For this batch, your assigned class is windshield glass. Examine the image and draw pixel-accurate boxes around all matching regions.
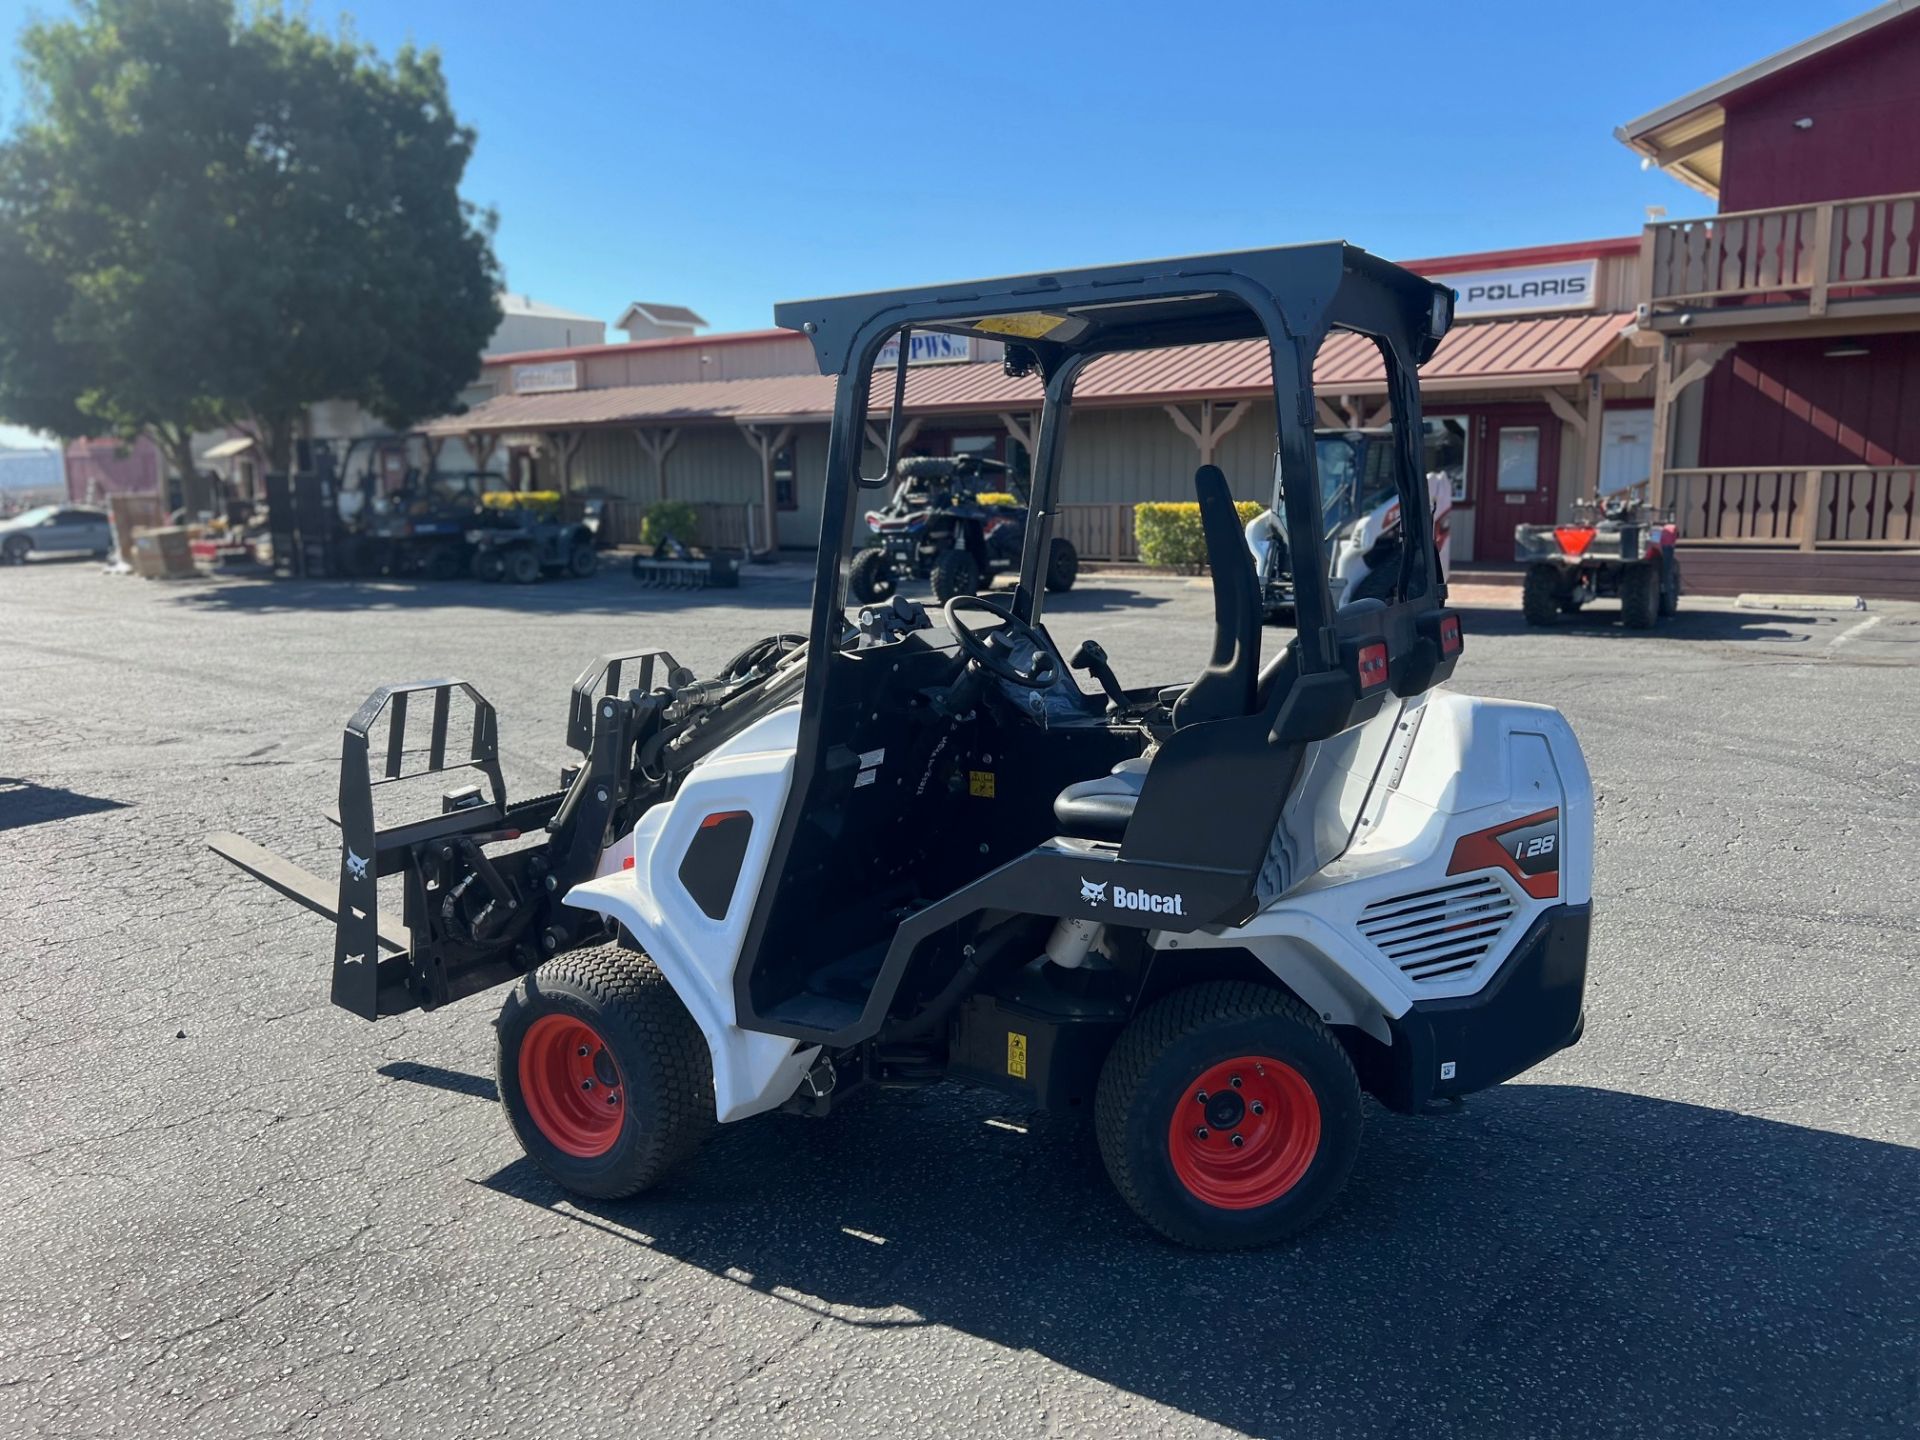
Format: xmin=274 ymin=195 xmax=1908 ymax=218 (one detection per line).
xmin=10 ymin=506 xmax=56 ymax=525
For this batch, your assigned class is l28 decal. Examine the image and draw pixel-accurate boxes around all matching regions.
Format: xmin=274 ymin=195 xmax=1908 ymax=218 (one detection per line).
xmin=1446 ymin=808 xmax=1560 ymax=899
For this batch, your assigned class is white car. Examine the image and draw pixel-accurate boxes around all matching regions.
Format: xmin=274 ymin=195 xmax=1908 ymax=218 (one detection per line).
xmin=0 ymin=505 xmax=114 ymax=564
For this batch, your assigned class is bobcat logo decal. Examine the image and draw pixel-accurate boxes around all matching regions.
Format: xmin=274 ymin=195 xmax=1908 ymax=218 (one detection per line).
xmin=344 ymin=848 xmax=370 ymax=882
xmin=1079 ymin=878 xmax=1108 ymax=905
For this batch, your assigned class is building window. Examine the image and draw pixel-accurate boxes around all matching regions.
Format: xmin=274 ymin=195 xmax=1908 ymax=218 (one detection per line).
xmin=1423 ymin=416 xmax=1471 ymax=503
xmin=773 ymin=443 xmax=797 ymax=511
xmin=1495 ymin=426 xmax=1542 ymax=492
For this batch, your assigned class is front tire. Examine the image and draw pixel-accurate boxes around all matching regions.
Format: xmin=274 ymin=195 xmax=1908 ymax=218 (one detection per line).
xmin=1621 ymin=558 xmax=1660 ymax=629
xmin=568 ymin=542 xmax=599 ymax=579
xmin=472 ymin=548 xmax=507 ymax=583
xmin=2 ymin=536 xmax=30 ymax=565
xmin=1522 ymin=563 xmax=1562 ymax=626
xmin=848 ymin=547 xmax=895 ymax=603
xmin=495 ymin=947 xmax=715 ymax=1200
xmin=1658 ymin=553 xmax=1681 ymax=617
xmin=930 ymin=547 xmax=981 ymax=603
xmin=1095 ymin=981 xmax=1362 ymax=1249
xmin=1045 ymin=537 xmax=1079 ymax=592
xmin=506 ymin=547 xmax=542 ymax=585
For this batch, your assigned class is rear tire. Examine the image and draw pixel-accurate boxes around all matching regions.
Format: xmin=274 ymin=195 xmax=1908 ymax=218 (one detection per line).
xmin=930 ymin=547 xmax=981 ymax=603
xmin=568 ymin=542 xmax=599 ymax=579
xmin=1621 ymin=559 xmax=1660 ymax=629
xmin=472 ymin=548 xmax=506 ymax=583
xmin=848 ymin=547 xmax=895 ymax=603
xmin=506 ymin=547 xmax=542 ymax=585
xmin=1095 ymin=981 xmax=1362 ymax=1249
xmin=495 ymin=947 xmax=715 ymax=1200
xmin=1522 ymin=563 xmax=1561 ymax=626
xmin=1658 ymin=553 xmax=1681 ymax=617
xmin=1045 ymin=537 xmax=1079 ymax=592
xmin=424 ymin=545 xmax=464 ymax=582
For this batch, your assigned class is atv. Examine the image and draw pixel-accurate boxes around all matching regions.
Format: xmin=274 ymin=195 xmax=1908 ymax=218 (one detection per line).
xmin=467 ymin=497 xmax=599 ymax=584
xmin=1516 ymin=494 xmax=1679 ymax=628
xmin=210 ymin=243 xmax=1593 ymax=1249
xmin=1244 ymin=427 xmax=1454 ymax=622
xmin=850 ymin=453 xmax=1078 ymax=603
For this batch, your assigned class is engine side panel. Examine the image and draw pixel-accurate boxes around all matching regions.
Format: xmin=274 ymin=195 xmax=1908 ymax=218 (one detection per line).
xmin=563 ymin=705 xmax=818 ymax=1122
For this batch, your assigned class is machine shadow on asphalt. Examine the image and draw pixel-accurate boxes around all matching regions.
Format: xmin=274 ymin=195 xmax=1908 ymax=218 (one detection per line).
xmin=452 ymin=1080 xmax=1915 ymax=1435
xmin=1449 ymin=600 xmax=1821 ymax=645
xmin=0 ymin=776 xmax=130 ymax=832
xmin=154 ymin=572 xmax=1181 ymax=619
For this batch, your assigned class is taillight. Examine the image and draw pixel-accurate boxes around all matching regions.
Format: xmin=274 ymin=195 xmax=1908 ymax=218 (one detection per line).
xmin=1554 ymin=526 xmax=1596 ymax=557
xmin=1439 ymin=614 xmax=1462 ymax=656
xmin=1356 ymin=642 xmax=1389 ymax=690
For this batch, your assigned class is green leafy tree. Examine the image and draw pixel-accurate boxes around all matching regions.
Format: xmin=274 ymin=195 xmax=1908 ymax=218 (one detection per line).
xmin=0 ymin=0 xmax=502 ymax=486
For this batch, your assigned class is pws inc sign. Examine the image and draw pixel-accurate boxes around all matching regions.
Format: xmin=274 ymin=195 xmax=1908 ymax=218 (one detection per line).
xmin=1433 ymin=259 xmax=1599 ymax=318
xmin=874 ymin=331 xmax=974 ymax=367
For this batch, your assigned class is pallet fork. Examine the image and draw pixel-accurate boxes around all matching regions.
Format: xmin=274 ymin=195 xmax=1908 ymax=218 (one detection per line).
xmin=209 ymin=651 xmax=684 ymax=1019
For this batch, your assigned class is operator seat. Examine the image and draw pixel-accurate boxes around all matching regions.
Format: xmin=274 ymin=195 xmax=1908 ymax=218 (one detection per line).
xmin=1052 ymin=465 xmax=1263 ymax=840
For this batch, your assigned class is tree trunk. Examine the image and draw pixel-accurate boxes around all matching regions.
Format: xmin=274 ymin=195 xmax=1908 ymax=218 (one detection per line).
xmin=151 ymin=425 xmax=207 ymax=516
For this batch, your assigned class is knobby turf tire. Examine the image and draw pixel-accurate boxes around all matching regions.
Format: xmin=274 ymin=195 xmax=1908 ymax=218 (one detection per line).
xmin=930 ymin=547 xmax=981 ymax=603
xmin=848 ymin=547 xmax=895 ymax=603
xmin=496 ymin=946 xmax=715 ymax=1200
xmin=1095 ymin=981 xmax=1362 ymax=1250
xmin=1620 ymin=558 xmax=1660 ymax=629
xmin=1522 ymin=564 xmax=1561 ymax=626
xmin=568 ymin=543 xmax=599 ymax=579
xmin=506 ymin=547 xmax=542 ymax=585
xmin=1658 ymin=555 xmax=1681 ymax=617
xmin=1045 ymin=537 xmax=1079 ymax=592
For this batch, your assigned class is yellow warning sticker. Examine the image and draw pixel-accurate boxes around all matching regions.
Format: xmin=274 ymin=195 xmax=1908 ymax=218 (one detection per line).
xmin=969 ymin=770 xmax=996 ymax=798
xmin=1006 ymin=1031 xmax=1028 ymax=1079
xmin=971 ymin=311 xmax=1072 ymax=340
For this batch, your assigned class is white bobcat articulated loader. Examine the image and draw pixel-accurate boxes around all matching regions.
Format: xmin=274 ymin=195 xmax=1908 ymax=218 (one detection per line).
xmin=211 ymin=243 xmax=1592 ymax=1248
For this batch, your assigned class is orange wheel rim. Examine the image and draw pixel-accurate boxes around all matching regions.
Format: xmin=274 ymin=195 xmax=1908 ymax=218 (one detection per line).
xmin=519 ymin=1014 xmax=624 ymax=1158
xmin=1167 ymin=1055 xmax=1320 ymax=1209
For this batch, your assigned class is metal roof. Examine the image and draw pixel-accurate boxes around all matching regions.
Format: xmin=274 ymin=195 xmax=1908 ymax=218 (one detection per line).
xmin=427 ymin=312 xmax=1634 ymax=435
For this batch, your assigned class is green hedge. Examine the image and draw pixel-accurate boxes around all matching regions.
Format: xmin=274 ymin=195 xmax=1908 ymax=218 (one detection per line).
xmin=641 ymin=499 xmax=701 ymax=548
xmin=1134 ymin=500 xmax=1265 ymax=570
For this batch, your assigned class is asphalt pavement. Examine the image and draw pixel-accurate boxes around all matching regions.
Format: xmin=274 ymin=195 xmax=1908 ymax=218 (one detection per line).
xmin=1 ymin=555 xmax=1915 ymax=1439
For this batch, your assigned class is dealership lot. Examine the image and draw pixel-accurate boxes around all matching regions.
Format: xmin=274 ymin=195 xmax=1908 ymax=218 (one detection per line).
xmin=1 ymin=560 xmax=1915 ymax=1440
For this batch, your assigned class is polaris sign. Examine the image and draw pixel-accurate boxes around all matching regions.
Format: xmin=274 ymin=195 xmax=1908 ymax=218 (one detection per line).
xmin=874 ymin=331 xmax=974 ymax=367
xmin=1434 ymin=260 xmax=1599 ymax=318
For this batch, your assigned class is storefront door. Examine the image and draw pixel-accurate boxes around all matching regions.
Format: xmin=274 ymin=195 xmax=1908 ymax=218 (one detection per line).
xmin=1473 ymin=411 xmax=1559 ymax=561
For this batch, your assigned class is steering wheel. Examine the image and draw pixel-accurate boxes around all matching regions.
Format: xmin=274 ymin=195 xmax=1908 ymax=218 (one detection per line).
xmin=942 ymin=594 xmax=1057 ymax=689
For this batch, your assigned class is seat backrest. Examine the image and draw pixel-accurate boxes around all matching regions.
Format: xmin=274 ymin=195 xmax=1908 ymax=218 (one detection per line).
xmin=1173 ymin=465 xmax=1261 ymax=728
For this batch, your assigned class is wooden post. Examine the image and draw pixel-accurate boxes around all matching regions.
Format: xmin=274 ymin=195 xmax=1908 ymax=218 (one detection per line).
xmin=1647 ymin=342 xmax=1676 ymax=513
xmin=545 ymin=430 xmax=583 ymax=496
xmin=1582 ymin=375 xmax=1605 ymax=506
xmin=466 ymin=432 xmax=499 ymax=480
xmin=1808 ymin=203 xmax=1834 ymax=317
xmin=420 ymin=435 xmax=445 ymax=480
xmin=1163 ymin=400 xmax=1250 ymax=467
xmin=739 ymin=423 xmax=793 ymax=557
xmin=634 ymin=426 xmax=680 ymax=500
xmin=1799 ymin=469 xmax=1822 ymax=552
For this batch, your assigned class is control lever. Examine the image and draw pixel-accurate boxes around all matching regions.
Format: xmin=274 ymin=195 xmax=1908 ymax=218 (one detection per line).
xmin=1070 ymin=639 xmax=1128 ymax=712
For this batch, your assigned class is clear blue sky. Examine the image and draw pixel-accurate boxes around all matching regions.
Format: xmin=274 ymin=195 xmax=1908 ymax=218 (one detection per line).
xmin=0 ymin=0 xmax=1875 ymax=448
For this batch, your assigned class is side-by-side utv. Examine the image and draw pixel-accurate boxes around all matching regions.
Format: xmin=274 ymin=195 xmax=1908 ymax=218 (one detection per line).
xmin=210 ymin=244 xmax=1594 ymax=1249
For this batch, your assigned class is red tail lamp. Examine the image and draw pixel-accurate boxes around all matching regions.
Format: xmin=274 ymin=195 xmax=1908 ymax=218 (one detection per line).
xmin=1356 ymin=642 xmax=1389 ymax=690
xmin=1554 ymin=526 xmax=1597 ymax=557
xmin=1439 ymin=614 xmax=1462 ymax=656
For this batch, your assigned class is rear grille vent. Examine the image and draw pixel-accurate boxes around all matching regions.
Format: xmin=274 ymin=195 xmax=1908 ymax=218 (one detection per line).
xmin=1358 ymin=878 xmax=1515 ymax=983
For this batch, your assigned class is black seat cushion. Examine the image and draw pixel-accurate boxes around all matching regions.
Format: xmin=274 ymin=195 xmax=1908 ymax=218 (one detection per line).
xmin=1053 ymin=764 xmax=1147 ymax=840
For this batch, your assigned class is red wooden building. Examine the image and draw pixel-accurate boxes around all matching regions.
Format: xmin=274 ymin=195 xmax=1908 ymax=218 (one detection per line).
xmin=1619 ymin=1 xmax=1920 ymax=598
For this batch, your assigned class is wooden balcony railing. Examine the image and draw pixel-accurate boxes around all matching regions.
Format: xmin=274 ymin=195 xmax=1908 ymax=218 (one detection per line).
xmin=1643 ymin=191 xmax=1920 ymax=315
xmin=1669 ymin=467 xmax=1918 ymax=550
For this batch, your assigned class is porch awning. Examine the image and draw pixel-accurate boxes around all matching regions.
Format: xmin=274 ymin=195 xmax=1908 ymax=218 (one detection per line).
xmin=425 ymin=312 xmax=1636 ymax=435
xmin=200 ymin=435 xmax=256 ymax=461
